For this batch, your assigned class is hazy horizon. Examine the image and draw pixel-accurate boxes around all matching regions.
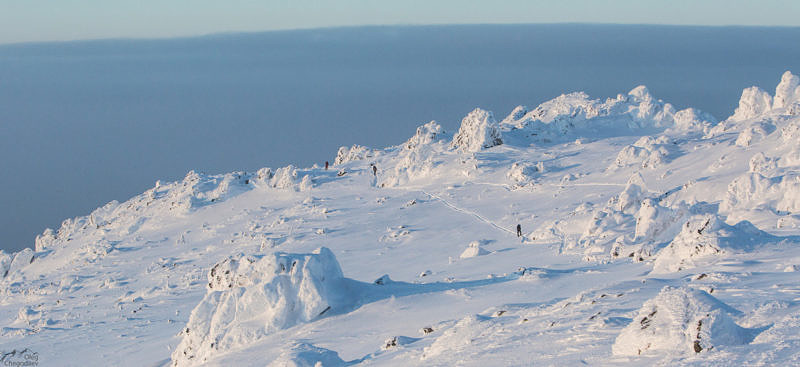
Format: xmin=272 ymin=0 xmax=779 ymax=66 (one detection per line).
xmin=2 ymin=23 xmax=799 ymax=252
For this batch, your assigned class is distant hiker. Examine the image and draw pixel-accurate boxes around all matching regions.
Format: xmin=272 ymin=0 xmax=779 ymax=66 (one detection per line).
xmin=372 ymin=164 xmax=377 ymax=176
xmin=325 ymin=161 xmax=329 ymax=170
xmin=516 ymin=224 xmax=522 ymax=237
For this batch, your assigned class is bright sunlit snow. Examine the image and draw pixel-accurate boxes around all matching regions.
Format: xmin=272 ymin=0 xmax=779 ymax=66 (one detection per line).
xmin=2 ymin=72 xmax=800 ymax=366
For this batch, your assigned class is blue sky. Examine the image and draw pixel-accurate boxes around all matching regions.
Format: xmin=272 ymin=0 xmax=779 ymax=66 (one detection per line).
xmin=3 ymin=0 xmax=800 ymax=44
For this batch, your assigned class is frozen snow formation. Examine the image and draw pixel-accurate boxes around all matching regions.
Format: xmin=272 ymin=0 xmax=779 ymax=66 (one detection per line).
xmin=731 ymin=87 xmax=774 ymax=121
xmin=499 ymin=86 xmax=715 ymax=143
xmin=31 ymin=167 xmax=317 ymax=254
xmin=720 ymin=71 xmax=800 ymax=127
xmin=609 ymin=135 xmax=677 ymax=170
xmin=651 ymin=214 xmax=775 ymax=273
xmin=613 ymin=287 xmax=756 ymax=356
xmin=334 ymin=144 xmax=375 ymax=165
xmin=380 ymin=121 xmax=449 ymax=187
xmin=9 ymin=71 xmax=800 ymax=366
xmin=171 ymin=247 xmax=352 ymax=366
xmin=721 ymin=171 xmax=800 ymax=221
xmin=506 ymin=161 xmax=544 ymax=187
xmin=450 ymin=108 xmax=502 ymax=152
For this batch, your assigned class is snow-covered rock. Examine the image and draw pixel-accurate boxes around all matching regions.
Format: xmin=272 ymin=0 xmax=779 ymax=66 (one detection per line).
xmin=171 ymin=247 xmax=353 ymax=366
xmin=651 ymin=214 xmax=774 ymax=273
xmin=450 ymin=108 xmax=502 ymax=152
xmin=506 ymin=161 xmax=543 ymax=186
xmin=613 ymin=286 xmax=755 ymax=356
xmin=609 ymin=136 xmax=676 ymax=170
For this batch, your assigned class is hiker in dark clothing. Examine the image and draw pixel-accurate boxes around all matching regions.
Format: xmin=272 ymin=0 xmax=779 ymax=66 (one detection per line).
xmin=516 ymin=224 xmax=522 ymax=237
xmin=372 ymin=164 xmax=377 ymax=176
xmin=325 ymin=161 xmax=329 ymax=170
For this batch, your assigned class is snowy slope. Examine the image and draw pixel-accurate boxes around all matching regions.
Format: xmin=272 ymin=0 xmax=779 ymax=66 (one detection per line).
xmin=2 ymin=72 xmax=800 ymax=366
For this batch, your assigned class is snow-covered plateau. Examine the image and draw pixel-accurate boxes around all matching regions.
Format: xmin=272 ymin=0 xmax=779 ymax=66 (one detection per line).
xmin=3 ymin=71 xmax=800 ymax=366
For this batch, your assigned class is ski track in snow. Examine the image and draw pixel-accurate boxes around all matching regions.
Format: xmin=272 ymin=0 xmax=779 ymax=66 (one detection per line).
xmin=421 ymin=190 xmax=517 ymax=238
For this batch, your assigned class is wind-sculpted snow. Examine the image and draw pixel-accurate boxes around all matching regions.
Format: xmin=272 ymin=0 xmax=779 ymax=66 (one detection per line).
xmin=613 ymin=287 xmax=757 ymax=356
xmin=380 ymin=121 xmax=448 ymax=187
xmin=499 ymin=86 xmax=715 ymax=144
xmin=7 ymin=71 xmax=800 ymax=366
xmin=450 ymin=108 xmax=502 ymax=152
xmin=651 ymin=214 xmax=777 ymax=273
xmin=30 ymin=168 xmax=314 ymax=255
xmin=609 ymin=136 xmax=679 ymax=170
xmin=335 ymin=145 xmax=375 ymax=165
xmin=721 ymin=172 xmax=800 ymax=221
xmin=172 ymin=247 xmax=352 ymax=366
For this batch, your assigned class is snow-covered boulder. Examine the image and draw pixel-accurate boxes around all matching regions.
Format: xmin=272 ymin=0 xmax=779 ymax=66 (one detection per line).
xmin=612 ymin=287 xmax=755 ymax=356
xmin=171 ymin=247 xmax=353 ymax=367
xmin=459 ymin=241 xmax=490 ymax=259
xmin=609 ymin=136 xmax=675 ymax=170
xmin=506 ymin=161 xmax=543 ymax=186
xmin=651 ymin=214 xmax=774 ymax=273
xmin=451 ymin=108 xmax=502 ymax=152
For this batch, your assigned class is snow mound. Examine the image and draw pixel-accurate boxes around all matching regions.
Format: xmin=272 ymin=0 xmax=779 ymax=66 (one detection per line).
xmin=609 ymin=135 xmax=677 ymax=170
xmin=721 ymin=171 xmax=800 ymax=220
xmin=459 ymin=241 xmax=490 ymax=259
xmin=171 ymin=247 xmax=352 ymax=367
xmin=267 ymin=342 xmax=346 ymax=367
xmin=613 ymin=286 xmax=754 ymax=356
xmin=734 ymin=121 xmax=776 ymax=147
xmin=652 ymin=214 xmax=774 ymax=273
xmin=506 ymin=161 xmax=543 ymax=187
xmin=450 ymin=108 xmax=503 ymax=152
xmin=334 ymin=144 xmax=374 ymax=165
